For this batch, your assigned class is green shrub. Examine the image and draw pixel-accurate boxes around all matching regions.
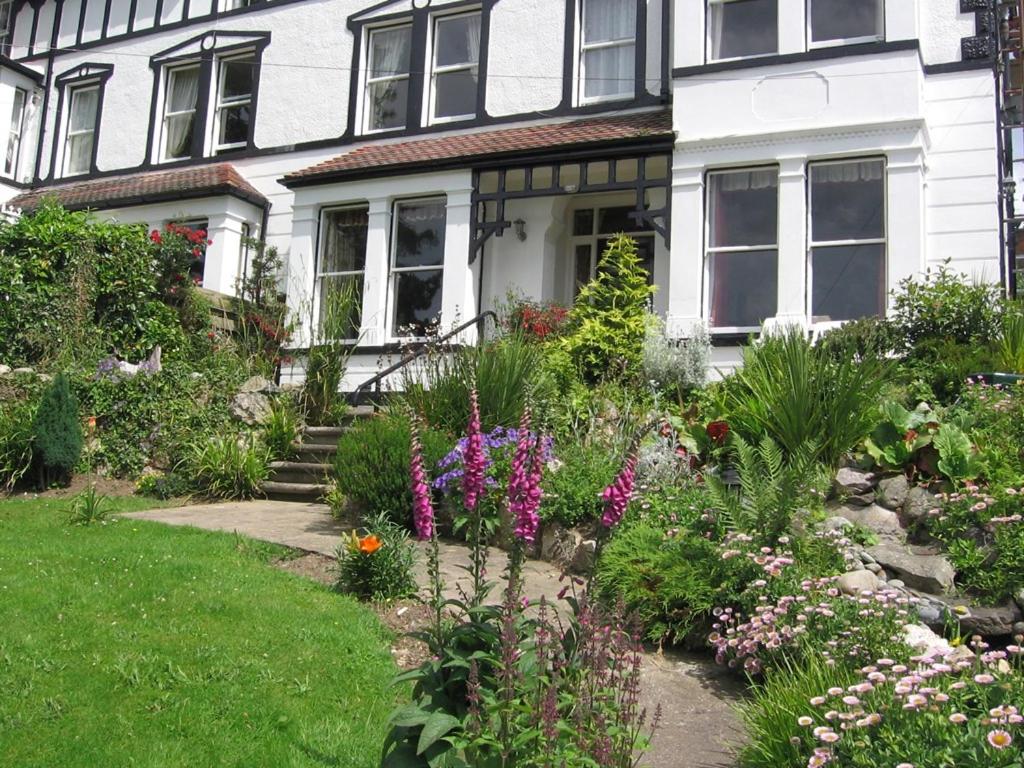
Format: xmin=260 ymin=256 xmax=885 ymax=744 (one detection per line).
xmin=947 ymin=380 xmax=1024 ymax=487
xmin=333 ymin=414 xmax=448 ymax=526
xmin=334 ymin=512 xmax=417 ymax=601
xmin=540 ymin=442 xmax=619 ymax=528
xmin=903 ymin=336 xmax=1000 ymax=404
xmin=301 ymin=283 xmax=359 ymax=425
xmin=185 ymin=435 xmax=270 ymax=499
xmin=996 ymin=306 xmax=1024 ymax=374
xmin=261 ymin=397 xmax=300 ymax=461
xmin=891 ymin=264 xmax=1003 ymax=350
xmin=135 ymin=471 xmax=192 ymax=500
xmin=562 ymin=234 xmax=655 ymax=382
xmin=32 ymin=373 xmax=83 ymax=487
xmin=717 ymin=327 xmax=889 ymax=467
xmin=816 ymin=315 xmax=899 ymax=363
xmin=642 ymin=316 xmax=710 ymax=401
xmin=0 ymin=388 xmax=38 ymax=490
xmin=400 ymin=333 xmax=556 ymax=434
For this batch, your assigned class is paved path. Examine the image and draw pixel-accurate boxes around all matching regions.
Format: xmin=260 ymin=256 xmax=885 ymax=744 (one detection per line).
xmin=125 ymin=501 xmax=746 ymax=767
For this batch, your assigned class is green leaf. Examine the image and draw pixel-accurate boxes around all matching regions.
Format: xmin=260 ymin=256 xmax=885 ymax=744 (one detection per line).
xmin=382 ymin=743 xmax=425 ymax=768
xmin=417 ymin=711 xmax=462 ymax=755
xmin=389 ymin=704 xmax=431 ymax=728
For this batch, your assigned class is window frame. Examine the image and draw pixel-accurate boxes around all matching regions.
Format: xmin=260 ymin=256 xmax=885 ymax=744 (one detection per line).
xmin=706 ymin=0 xmax=779 ymax=64
xmin=569 ymin=201 xmax=655 ymax=298
xmin=806 ymin=0 xmax=884 ymax=50
xmin=806 ymin=157 xmax=888 ymax=325
xmin=362 ymin=22 xmax=413 ymax=135
xmin=316 ymin=204 xmax=369 ymax=343
xmin=62 ymin=83 xmax=101 ymax=177
xmin=427 ymin=10 xmax=482 ymax=125
xmin=703 ymin=165 xmax=780 ymax=333
xmin=211 ymin=54 xmax=255 ymax=154
xmin=577 ymin=0 xmax=637 ymax=105
xmin=387 ymin=195 xmax=447 ymax=340
xmin=159 ymin=62 xmax=203 ymax=162
xmin=220 ymin=0 xmax=255 ymax=10
xmin=4 ymin=86 xmax=25 ymax=179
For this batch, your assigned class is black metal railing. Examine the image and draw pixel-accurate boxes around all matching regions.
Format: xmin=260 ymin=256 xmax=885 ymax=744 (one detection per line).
xmin=347 ymin=311 xmax=498 ymax=405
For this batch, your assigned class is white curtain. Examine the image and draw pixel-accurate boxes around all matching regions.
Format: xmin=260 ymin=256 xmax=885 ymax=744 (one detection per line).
xmin=67 ymin=89 xmax=98 ymax=174
xmin=465 ymin=14 xmax=481 ymax=65
xmin=166 ymin=68 xmax=199 ymax=158
xmin=714 ymin=168 xmax=778 ymax=192
xmin=811 ymin=160 xmax=885 ymax=184
xmin=584 ymin=0 xmax=635 ymax=43
xmin=372 ymin=27 xmax=410 ymax=78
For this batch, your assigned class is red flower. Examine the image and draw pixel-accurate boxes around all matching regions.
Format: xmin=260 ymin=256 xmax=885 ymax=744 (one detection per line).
xmin=149 ymin=230 xmax=162 ymax=244
xmin=706 ymin=421 xmax=730 ymax=446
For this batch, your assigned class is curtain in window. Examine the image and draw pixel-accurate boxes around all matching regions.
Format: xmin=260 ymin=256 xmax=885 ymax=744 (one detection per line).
xmin=584 ymin=0 xmax=635 ymax=43
xmin=810 ymin=160 xmax=884 ymax=184
xmin=166 ymin=68 xmax=199 ymax=158
xmin=465 ymin=15 xmax=481 ymax=65
xmin=372 ymin=27 xmax=410 ymax=78
xmin=67 ymin=89 xmax=98 ymax=174
xmin=583 ymin=0 xmax=635 ymax=98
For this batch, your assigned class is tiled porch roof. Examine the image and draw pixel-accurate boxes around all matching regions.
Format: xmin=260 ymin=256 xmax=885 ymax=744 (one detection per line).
xmin=283 ymin=109 xmax=673 ymax=187
xmin=9 ymin=163 xmax=267 ymax=212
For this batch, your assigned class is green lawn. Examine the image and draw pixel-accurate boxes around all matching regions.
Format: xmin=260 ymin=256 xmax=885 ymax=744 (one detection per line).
xmin=0 ymin=495 xmax=400 ymax=767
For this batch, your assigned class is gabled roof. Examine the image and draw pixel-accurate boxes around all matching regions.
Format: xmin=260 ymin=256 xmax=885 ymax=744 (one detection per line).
xmin=0 ymin=55 xmax=44 ymax=84
xmin=282 ymin=109 xmax=674 ymax=187
xmin=9 ymin=163 xmax=267 ymax=212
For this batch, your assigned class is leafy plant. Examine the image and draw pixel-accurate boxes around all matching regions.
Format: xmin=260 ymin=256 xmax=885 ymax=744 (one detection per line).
xmin=863 ymin=401 xmax=937 ymax=471
xmin=185 ymin=435 xmax=270 ymax=499
xmin=933 ymin=422 xmax=986 ymax=482
xmin=0 ymin=391 xmax=37 ymax=490
xmin=499 ymin=295 xmax=571 ymax=342
xmin=32 ymin=373 xmax=84 ymax=487
xmin=707 ymin=435 xmax=827 ymax=545
xmin=717 ymin=327 xmax=889 ymax=467
xmin=234 ymin=237 xmax=293 ymax=377
xmin=562 ymin=234 xmax=655 ymax=382
xmin=301 ymin=283 xmax=360 ymax=425
xmin=642 ymin=316 xmax=710 ymax=401
xmin=816 ymin=315 xmax=900 ymax=363
xmin=334 ymin=512 xmax=417 ymax=601
xmin=539 ymin=442 xmax=619 ymax=528
xmin=135 ymin=471 xmax=192 ymax=500
xmin=261 ymin=397 xmax=300 ymax=461
xmin=333 ymin=414 xmax=449 ymax=526
xmin=67 ymin=485 xmax=110 ymax=526
xmin=996 ymin=307 xmax=1024 ymax=374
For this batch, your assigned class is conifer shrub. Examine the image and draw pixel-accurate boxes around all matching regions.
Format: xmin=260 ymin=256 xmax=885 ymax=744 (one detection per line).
xmin=32 ymin=373 xmax=84 ymax=487
xmin=562 ymin=234 xmax=655 ymax=382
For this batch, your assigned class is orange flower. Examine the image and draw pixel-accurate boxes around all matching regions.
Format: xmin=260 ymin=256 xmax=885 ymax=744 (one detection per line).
xmin=358 ymin=535 xmax=382 ymax=555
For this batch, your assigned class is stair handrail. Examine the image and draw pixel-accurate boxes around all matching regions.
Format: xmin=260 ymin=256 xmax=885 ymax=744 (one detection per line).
xmin=348 ymin=311 xmax=498 ymax=404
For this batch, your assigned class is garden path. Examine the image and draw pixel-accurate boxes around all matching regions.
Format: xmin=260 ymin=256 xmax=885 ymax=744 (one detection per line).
xmin=126 ymin=501 xmax=746 ymax=767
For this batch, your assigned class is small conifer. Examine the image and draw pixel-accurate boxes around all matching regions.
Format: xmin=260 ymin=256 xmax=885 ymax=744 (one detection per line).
xmin=32 ymin=372 xmax=83 ymax=487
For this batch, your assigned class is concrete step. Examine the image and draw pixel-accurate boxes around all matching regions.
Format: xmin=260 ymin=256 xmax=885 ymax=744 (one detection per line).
xmin=268 ymin=460 xmax=332 ymax=484
xmin=262 ymin=480 xmax=332 ymax=502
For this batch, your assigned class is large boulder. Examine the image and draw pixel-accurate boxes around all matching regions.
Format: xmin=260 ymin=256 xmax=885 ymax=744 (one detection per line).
xmin=866 ymin=544 xmax=956 ymax=594
xmin=230 ymin=391 xmax=273 ymax=425
xmin=834 ymin=467 xmax=876 ymax=495
xmin=837 ymin=569 xmax=881 ymax=595
xmin=876 ymin=475 xmax=909 ymax=511
xmin=902 ymin=486 xmax=939 ymax=523
xmin=957 ymin=603 xmax=1024 ymax=637
xmin=830 ymin=503 xmax=906 ymax=542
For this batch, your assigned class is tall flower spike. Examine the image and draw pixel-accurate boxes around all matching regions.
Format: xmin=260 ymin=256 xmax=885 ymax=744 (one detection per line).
xmin=409 ymin=417 xmax=435 ymax=541
xmin=461 ymin=388 xmax=486 ymax=513
xmin=512 ymin=435 xmax=545 ymax=543
xmin=601 ymin=453 xmax=638 ymax=528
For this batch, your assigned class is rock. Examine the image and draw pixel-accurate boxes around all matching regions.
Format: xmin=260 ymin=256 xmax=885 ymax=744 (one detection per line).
xmin=11 ymin=367 xmax=33 ymax=375
xmin=570 ymin=539 xmax=597 ymax=574
xmin=540 ymin=523 xmax=581 ymax=564
xmin=859 ymin=550 xmax=876 ymax=565
xmin=36 ymin=373 xmax=52 ymax=382
xmin=843 ymin=493 xmax=875 ymax=507
xmin=230 ymin=391 xmax=273 ymax=425
xmin=876 ymin=475 xmax=909 ymax=511
xmin=888 ymin=579 xmax=906 ymax=589
xmin=0 ymin=364 xmax=9 ymax=375
xmin=865 ymin=562 xmax=882 ymax=574
xmin=240 ymin=375 xmax=278 ymax=394
xmin=821 ymin=516 xmax=853 ymax=533
xmin=1015 ymin=588 xmax=1024 ymax=614
xmin=903 ymin=623 xmax=955 ymax=659
xmin=957 ymin=603 xmax=1023 ymax=637
xmin=903 ymin=486 xmax=939 ymax=523
xmin=1014 ymin=621 xmax=1024 ymax=636
xmin=830 ymin=503 xmax=905 ymax=541
xmin=866 ymin=544 xmax=956 ymax=594
xmin=837 ymin=569 xmax=881 ymax=595
xmin=916 ymin=600 xmax=945 ymax=627
xmin=835 ymin=467 xmax=876 ymax=495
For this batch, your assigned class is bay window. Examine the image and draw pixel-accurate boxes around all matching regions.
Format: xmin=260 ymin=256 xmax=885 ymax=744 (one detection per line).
xmin=213 ymin=56 xmax=254 ymax=153
xmin=708 ymin=0 xmax=777 ymax=61
xmin=5 ymin=87 xmax=24 ymax=178
xmin=365 ymin=25 xmax=412 ymax=132
xmin=391 ymin=199 xmax=446 ymax=337
xmin=64 ymin=86 xmax=100 ymax=176
xmin=579 ymin=0 xmax=636 ymax=102
xmin=809 ymin=0 xmax=883 ymax=47
xmin=808 ymin=159 xmax=886 ymax=323
xmin=318 ymin=207 xmax=368 ymax=340
xmin=705 ymin=168 xmax=778 ymax=329
xmin=161 ymin=64 xmax=200 ymax=160
xmin=429 ymin=13 xmax=481 ymax=122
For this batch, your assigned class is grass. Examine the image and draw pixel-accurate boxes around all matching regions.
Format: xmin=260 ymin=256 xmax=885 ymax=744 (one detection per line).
xmin=0 ymin=494 xmax=400 ymax=767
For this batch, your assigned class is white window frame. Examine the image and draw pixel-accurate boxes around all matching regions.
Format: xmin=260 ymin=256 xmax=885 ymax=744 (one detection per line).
xmin=806 ymin=0 xmax=884 ymax=49
xmin=159 ymin=62 xmax=201 ymax=162
xmin=387 ymin=196 xmax=446 ymax=340
xmin=569 ymin=200 xmax=655 ymax=298
xmin=363 ymin=23 xmax=412 ymax=135
xmin=577 ymin=0 xmax=636 ymax=105
xmin=427 ymin=10 xmax=481 ymax=125
xmin=316 ymin=205 xmax=368 ymax=343
xmin=63 ymin=83 xmax=100 ymax=177
xmin=806 ymin=157 xmax=888 ymax=325
xmin=703 ymin=166 xmax=779 ymax=333
xmin=212 ymin=54 xmax=254 ymax=153
xmin=706 ymin=0 xmax=778 ymax=64
xmin=4 ymin=86 xmax=25 ymax=179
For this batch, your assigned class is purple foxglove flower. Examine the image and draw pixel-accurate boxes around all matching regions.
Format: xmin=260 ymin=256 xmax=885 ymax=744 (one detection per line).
xmin=409 ymin=421 xmax=435 ymax=541
xmin=461 ymin=388 xmax=486 ymax=513
xmin=601 ymin=453 xmax=638 ymax=528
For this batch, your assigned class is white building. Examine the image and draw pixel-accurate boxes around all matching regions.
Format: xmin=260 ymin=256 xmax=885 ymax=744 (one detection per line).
xmin=0 ymin=0 xmax=1009 ymax=383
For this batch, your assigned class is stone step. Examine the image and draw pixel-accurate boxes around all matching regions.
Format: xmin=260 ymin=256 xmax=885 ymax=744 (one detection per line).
xmin=292 ymin=442 xmax=337 ymax=461
xmin=268 ymin=461 xmax=332 ymax=484
xmin=262 ymin=480 xmax=332 ymax=502
xmin=302 ymin=426 xmax=347 ymax=447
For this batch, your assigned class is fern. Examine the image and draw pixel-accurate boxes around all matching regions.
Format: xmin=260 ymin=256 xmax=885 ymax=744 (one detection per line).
xmin=708 ymin=435 xmax=825 ymax=544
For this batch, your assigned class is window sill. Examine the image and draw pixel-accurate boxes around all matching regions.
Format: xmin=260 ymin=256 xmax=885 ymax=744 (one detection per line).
xmin=808 ymin=36 xmax=884 ymax=50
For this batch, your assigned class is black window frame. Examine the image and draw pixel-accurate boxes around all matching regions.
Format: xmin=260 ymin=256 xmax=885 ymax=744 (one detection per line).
xmin=50 ymin=63 xmax=113 ymax=180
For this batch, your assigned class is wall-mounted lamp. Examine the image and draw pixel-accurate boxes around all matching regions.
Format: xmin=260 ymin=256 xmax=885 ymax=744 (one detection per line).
xmin=513 ymin=218 xmax=527 ymax=242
